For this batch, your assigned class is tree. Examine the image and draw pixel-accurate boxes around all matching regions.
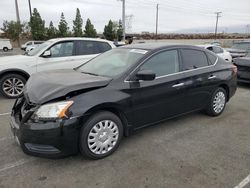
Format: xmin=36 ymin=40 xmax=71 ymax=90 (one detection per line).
xmin=84 ymin=18 xmax=97 ymax=38
xmin=103 ymin=20 xmax=116 ymax=41
xmin=46 ymin=21 xmax=57 ymax=39
xmin=117 ymin=19 xmax=123 ymax=41
xmin=73 ymin=8 xmax=83 ymax=37
xmin=29 ymin=8 xmax=46 ymax=40
xmin=58 ymin=12 xmax=69 ymax=37
xmin=1 ymin=20 xmax=24 ymax=42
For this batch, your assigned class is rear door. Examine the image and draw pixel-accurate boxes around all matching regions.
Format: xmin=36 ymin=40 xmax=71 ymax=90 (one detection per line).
xmin=180 ymin=48 xmax=218 ymax=111
xmin=72 ymin=40 xmax=113 ymax=66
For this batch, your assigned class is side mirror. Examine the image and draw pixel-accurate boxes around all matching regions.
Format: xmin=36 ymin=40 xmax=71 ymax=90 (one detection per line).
xmin=42 ymin=50 xmax=51 ymax=57
xmin=136 ymin=70 xmax=156 ymax=81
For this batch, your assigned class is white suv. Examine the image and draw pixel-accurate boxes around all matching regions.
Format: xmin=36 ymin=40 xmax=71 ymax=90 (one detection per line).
xmin=0 ymin=39 xmax=13 ymax=52
xmin=0 ymin=37 xmax=115 ymax=98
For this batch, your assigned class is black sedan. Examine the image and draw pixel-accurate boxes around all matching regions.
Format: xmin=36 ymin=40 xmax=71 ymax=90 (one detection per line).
xmin=234 ymin=57 xmax=250 ymax=83
xmin=10 ymin=44 xmax=237 ymax=159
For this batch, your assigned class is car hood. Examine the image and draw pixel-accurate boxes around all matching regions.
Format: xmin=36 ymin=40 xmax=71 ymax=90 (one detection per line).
xmin=0 ymin=55 xmax=34 ymax=66
xmin=24 ymin=69 xmax=112 ymax=104
xmin=225 ymin=48 xmax=247 ymax=53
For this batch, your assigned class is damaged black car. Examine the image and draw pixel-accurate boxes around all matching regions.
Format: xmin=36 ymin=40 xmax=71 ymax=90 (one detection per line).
xmin=10 ymin=44 xmax=237 ymax=159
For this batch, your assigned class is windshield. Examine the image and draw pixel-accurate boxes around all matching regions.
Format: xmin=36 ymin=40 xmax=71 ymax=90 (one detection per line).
xmin=232 ymin=43 xmax=250 ymax=50
xmin=27 ymin=41 xmax=53 ymax=56
xmin=77 ymin=48 xmax=147 ymax=77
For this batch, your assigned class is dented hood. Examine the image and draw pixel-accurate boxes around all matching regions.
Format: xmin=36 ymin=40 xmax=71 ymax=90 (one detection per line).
xmin=23 ymin=69 xmax=112 ymax=104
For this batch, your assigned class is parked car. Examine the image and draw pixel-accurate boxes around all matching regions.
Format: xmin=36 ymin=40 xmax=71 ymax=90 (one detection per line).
xmin=21 ymin=41 xmax=44 ymax=51
xmin=25 ymin=41 xmax=44 ymax=53
xmin=199 ymin=44 xmax=232 ymax=62
xmin=233 ymin=57 xmax=250 ymax=83
xmin=0 ymin=37 xmax=115 ymax=98
xmin=0 ymin=39 xmax=13 ymax=52
xmin=226 ymin=41 xmax=250 ymax=58
xmin=10 ymin=44 xmax=237 ymax=159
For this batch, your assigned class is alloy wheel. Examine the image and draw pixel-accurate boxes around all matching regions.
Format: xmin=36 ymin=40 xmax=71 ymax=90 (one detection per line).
xmin=2 ymin=77 xmax=25 ymax=97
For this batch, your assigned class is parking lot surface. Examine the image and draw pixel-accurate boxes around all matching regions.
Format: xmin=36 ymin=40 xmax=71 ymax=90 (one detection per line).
xmin=0 ymin=84 xmax=249 ymax=188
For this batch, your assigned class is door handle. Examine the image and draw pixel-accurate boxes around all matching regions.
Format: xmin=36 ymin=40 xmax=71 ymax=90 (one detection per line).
xmin=208 ymin=75 xmax=216 ymax=80
xmin=172 ymin=83 xmax=184 ymax=88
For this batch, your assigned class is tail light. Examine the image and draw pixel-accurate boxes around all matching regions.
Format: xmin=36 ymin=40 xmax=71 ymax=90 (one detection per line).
xmin=231 ymin=65 xmax=237 ymax=75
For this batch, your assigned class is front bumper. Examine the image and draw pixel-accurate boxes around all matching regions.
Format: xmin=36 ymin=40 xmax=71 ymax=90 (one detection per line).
xmin=10 ymin=98 xmax=81 ymax=158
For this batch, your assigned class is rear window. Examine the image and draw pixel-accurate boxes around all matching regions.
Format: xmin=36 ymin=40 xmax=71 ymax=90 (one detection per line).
xmin=181 ymin=49 xmax=209 ymax=70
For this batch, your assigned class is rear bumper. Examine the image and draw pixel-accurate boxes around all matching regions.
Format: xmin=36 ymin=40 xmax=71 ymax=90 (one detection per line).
xmin=10 ymin=113 xmax=81 ymax=158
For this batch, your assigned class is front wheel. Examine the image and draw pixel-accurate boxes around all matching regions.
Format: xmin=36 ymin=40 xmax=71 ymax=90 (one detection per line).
xmin=3 ymin=47 xmax=8 ymax=52
xmin=0 ymin=74 xmax=26 ymax=98
xmin=206 ymin=87 xmax=227 ymax=116
xmin=79 ymin=111 xmax=123 ymax=159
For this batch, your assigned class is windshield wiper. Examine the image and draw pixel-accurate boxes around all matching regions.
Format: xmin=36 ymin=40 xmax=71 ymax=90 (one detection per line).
xmin=81 ymin=72 xmax=99 ymax=76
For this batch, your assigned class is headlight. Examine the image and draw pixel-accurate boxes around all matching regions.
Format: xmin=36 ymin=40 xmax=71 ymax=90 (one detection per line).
xmin=34 ymin=101 xmax=74 ymax=120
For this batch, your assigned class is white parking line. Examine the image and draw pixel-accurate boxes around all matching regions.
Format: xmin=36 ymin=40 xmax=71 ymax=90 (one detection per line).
xmin=0 ymin=136 xmax=14 ymax=142
xmin=0 ymin=159 xmax=35 ymax=173
xmin=0 ymin=112 xmax=11 ymax=116
xmin=235 ymin=174 xmax=250 ymax=188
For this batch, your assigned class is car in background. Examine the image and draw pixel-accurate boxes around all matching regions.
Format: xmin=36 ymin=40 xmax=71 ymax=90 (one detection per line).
xmin=198 ymin=44 xmax=232 ymax=62
xmin=0 ymin=37 xmax=115 ymax=98
xmin=226 ymin=41 xmax=250 ymax=59
xmin=0 ymin=39 xmax=13 ymax=52
xmin=25 ymin=41 xmax=45 ymax=53
xmin=233 ymin=57 xmax=250 ymax=83
xmin=21 ymin=41 xmax=44 ymax=51
xmin=10 ymin=44 xmax=237 ymax=159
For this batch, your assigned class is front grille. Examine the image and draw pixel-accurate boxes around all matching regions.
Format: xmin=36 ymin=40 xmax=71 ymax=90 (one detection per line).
xmin=13 ymin=97 xmax=37 ymax=123
xmin=237 ymin=65 xmax=250 ymax=72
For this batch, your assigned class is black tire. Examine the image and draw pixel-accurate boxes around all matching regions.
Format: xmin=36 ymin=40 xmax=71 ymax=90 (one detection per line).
xmin=3 ymin=47 xmax=8 ymax=52
xmin=206 ymin=87 xmax=227 ymax=117
xmin=0 ymin=74 xmax=26 ymax=98
xmin=79 ymin=111 xmax=123 ymax=160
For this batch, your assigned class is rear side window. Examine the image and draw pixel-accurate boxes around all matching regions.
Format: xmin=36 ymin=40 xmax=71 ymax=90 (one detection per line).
xmin=140 ymin=50 xmax=180 ymax=77
xmin=181 ymin=49 xmax=209 ymax=70
xmin=75 ymin=41 xmax=112 ymax=56
xmin=213 ymin=46 xmax=223 ymax=54
xmin=206 ymin=52 xmax=217 ymax=65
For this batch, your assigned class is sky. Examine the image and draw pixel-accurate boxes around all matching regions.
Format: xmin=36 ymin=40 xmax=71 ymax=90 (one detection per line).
xmin=0 ymin=0 xmax=250 ymax=34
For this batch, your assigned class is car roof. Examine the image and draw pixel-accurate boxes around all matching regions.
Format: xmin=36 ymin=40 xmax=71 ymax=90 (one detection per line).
xmin=48 ymin=37 xmax=113 ymax=43
xmin=122 ymin=43 xmax=204 ymax=51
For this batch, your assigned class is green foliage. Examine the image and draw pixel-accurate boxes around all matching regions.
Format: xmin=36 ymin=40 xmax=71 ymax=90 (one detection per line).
xmin=46 ymin=21 xmax=57 ymax=39
xmin=84 ymin=18 xmax=97 ymax=38
xmin=103 ymin=20 xmax=117 ymax=41
xmin=58 ymin=12 xmax=69 ymax=37
xmin=117 ymin=19 xmax=123 ymax=41
xmin=29 ymin=8 xmax=46 ymax=40
xmin=73 ymin=8 xmax=83 ymax=37
xmin=1 ymin=20 xmax=24 ymax=41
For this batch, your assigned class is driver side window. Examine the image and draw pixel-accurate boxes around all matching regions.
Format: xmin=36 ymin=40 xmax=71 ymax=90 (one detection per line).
xmin=140 ymin=50 xmax=180 ymax=77
xmin=49 ymin=41 xmax=74 ymax=58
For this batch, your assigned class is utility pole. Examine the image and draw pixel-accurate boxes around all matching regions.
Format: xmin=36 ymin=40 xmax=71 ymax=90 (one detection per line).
xmin=15 ymin=0 xmax=20 ymax=22
xmin=122 ymin=0 xmax=126 ymax=41
xmin=15 ymin=0 xmax=21 ymax=47
xmin=214 ymin=11 xmax=222 ymax=40
xmin=155 ymin=4 xmax=159 ymax=39
xmin=28 ymin=0 xmax=32 ymax=18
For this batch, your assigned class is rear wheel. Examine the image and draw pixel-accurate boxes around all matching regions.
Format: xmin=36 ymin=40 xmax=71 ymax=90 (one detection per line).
xmin=206 ymin=87 xmax=227 ymax=116
xmin=79 ymin=111 xmax=123 ymax=159
xmin=3 ymin=47 xmax=8 ymax=52
xmin=0 ymin=74 xmax=26 ymax=98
